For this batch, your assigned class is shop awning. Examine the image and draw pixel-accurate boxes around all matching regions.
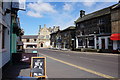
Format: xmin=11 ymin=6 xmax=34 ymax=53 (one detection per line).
xmin=110 ymin=33 xmax=120 ymax=40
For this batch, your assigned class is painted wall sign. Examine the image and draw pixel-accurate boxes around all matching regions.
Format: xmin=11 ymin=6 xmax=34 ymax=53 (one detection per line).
xmin=30 ymin=57 xmax=46 ymax=78
xmin=12 ymin=0 xmax=26 ymax=10
xmin=21 ymin=53 xmax=37 ymax=63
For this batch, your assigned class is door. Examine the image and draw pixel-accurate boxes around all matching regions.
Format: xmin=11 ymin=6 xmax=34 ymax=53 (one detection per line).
xmin=41 ymin=43 xmax=43 ymax=47
xmin=85 ymin=39 xmax=88 ymax=48
xmin=101 ymin=39 xmax=105 ymax=49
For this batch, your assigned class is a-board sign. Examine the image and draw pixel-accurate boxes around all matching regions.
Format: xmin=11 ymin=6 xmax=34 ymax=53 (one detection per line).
xmin=30 ymin=57 xmax=46 ymax=78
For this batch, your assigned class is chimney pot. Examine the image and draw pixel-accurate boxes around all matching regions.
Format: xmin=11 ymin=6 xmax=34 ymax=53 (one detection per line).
xmin=80 ymin=10 xmax=85 ymax=18
xmin=39 ymin=25 xmax=41 ymax=29
xmin=44 ymin=24 xmax=46 ymax=27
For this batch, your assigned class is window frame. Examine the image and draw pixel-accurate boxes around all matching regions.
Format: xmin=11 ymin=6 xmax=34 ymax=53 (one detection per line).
xmin=26 ymin=39 xmax=29 ymax=42
xmin=2 ymin=25 xmax=5 ymax=49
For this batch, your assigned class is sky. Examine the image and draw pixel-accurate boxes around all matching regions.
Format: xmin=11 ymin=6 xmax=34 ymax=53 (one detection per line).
xmin=18 ymin=1 xmax=118 ymax=35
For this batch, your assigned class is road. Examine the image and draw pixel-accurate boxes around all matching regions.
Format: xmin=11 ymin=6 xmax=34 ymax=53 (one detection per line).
xmin=37 ymin=49 xmax=119 ymax=79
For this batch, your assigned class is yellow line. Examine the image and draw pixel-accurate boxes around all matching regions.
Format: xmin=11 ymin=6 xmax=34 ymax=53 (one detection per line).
xmin=40 ymin=53 xmax=115 ymax=78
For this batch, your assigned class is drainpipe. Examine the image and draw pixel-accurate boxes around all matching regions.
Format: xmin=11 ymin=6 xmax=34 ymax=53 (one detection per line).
xmin=94 ymin=35 xmax=97 ymax=49
xmin=76 ymin=37 xmax=78 ymax=48
xmin=10 ymin=1 xmax=12 ymax=63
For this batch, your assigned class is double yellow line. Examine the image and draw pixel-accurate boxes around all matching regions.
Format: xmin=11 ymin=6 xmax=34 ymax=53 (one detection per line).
xmin=40 ymin=53 xmax=115 ymax=78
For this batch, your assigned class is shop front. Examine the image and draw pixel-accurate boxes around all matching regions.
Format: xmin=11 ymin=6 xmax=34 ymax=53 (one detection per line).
xmin=110 ymin=33 xmax=120 ymax=50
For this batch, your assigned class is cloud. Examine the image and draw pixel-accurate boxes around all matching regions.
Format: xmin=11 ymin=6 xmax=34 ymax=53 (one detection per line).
xmin=82 ymin=0 xmax=98 ymax=7
xmin=27 ymin=11 xmax=42 ymax=18
xmin=63 ymin=3 xmax=72 ymax=11
xmin=27 ymin=2 xmax=57 ymax=18
xmin=83 ymin=2 xmax=96 ymax=7
xmin=49 ymin=11 xmax=78 ymax=30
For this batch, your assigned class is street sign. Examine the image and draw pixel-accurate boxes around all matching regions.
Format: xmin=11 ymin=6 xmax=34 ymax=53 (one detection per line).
xmin=30 ymin=57 xmax=46 ymax=78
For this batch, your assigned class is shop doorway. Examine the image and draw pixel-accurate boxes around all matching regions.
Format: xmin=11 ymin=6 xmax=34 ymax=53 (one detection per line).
xmin=85 ymin=39 xmax=88 ymax=48
xmin=101 ymin=39 xmax=105 ymax=49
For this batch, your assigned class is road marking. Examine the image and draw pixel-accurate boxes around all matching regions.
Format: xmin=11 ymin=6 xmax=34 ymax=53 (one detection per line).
xmin=40 ymin=53 xmax=115 ymax=78
xmin=40 ymin=49 xmax=118 ymax=64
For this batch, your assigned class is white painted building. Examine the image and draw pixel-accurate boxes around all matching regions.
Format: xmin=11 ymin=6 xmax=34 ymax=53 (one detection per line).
xmin=0 ymin=2 xmax=11 ymax=68
xmin=22 ymin=35 xmax=38 ymax=49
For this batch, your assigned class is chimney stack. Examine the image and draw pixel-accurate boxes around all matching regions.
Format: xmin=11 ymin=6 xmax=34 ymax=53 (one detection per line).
xmin=80 ymin=10 xmax=85 ymax=18
xmin=39 ymin=25 xmax=41 ymax=30
xmin=44 ymin=24 xmax=46 ymax=27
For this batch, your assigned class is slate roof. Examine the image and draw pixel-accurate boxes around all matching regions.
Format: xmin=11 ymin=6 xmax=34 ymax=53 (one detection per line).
xmin=112 ymin=3 xmax=120 ymax=9
xmin=75 ymin=3 xmax=118 ymax=23
xmin=61 ymin=26 xmax=75 ymax=32
xmin=50 ymin=26 xmax=75 ymax=35
xmin=22 ymin=35 xmax=38 ymax=39
xmin=50 ymin=30 xmax=60 ymax=35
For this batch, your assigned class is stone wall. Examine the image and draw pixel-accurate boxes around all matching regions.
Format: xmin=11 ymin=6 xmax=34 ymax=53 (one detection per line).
xmin=111 ymin=8 xmax=120 ymax=33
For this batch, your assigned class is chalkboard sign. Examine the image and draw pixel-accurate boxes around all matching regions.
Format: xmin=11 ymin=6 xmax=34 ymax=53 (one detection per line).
xmin=30 ymin=57 xmax=46 ymax=78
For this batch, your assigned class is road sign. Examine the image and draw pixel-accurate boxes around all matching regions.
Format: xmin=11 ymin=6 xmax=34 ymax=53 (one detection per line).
xmin=30 ymin=57 xmax=46 ymax=78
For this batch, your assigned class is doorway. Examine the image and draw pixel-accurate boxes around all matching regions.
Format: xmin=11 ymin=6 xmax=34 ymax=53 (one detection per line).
xmin=101 ymin=39 xmax=105 ymax=49
xmin=41 ymin=43 xmax=43 ymax=47
xmin=85 ymin=39 xmax=88 ymax=48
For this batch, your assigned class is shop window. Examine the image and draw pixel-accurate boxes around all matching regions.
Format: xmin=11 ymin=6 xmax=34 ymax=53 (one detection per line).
xmin=34 ymin=39 xmax=36 ymax=42
xmin=27 ymin=45 xmax=37 ymax=48
xmin=118 ymin=41 xmax=120 ymax=49
xmin=26 ymin=39 xmax=29 ymax=42
xmin=89 ymin=39 xmax=94 ymax=46
xmin=78 ymin=39 xmax=83 ymax=46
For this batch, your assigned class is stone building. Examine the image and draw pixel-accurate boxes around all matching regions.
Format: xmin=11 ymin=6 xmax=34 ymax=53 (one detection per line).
xmin=22 ymin=25 xmax=60 ymax=49
xmin=60 ymin=26 xmax=76 ymax=50
xmin=110 ymin=2 xmax=120 ymax=50
xmin=48 ymin=26 xmax=60 ymax=33
xmin=37 ymin=24 xmax=51 ymax=48
xmin=22 ymin=35 xmax=38 ymax=49
xmin=50 ymin=26 xmax=75 ymax=50
xmin=50 ymin=30 xmax=60 ymax=49
xmin=75 ymin=2 xmax=120 ymax=52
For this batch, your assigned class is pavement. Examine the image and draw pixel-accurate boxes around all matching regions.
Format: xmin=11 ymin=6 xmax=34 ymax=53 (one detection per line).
xmin=1 ymin=49 xmax=119 ymax=80
xmin=48 ymin=48 xmax=119 ymax=56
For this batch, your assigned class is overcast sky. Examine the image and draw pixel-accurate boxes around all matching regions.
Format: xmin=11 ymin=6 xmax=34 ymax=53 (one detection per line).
xmin=18 ymin=1 xmax=118 ymax=35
